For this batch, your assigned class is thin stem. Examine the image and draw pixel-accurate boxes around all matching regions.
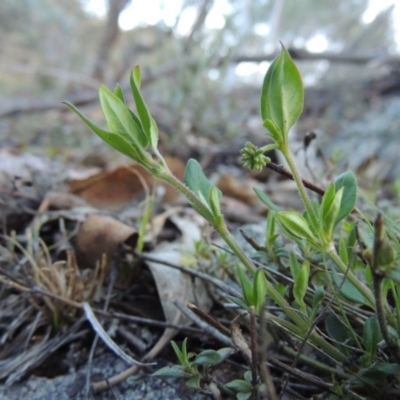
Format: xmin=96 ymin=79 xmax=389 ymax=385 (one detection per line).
xmin=281 ymin=145 xmax=319 ymax=232
xmin=280 ymin=345 xmax=351 ymax=380
xmin=157 ymin=171 xmax=215 ymax=222
xmin=249 ymin=306 xmax=259 ymax=399
xmin=372 ymin=213 xmax=400 ymax=363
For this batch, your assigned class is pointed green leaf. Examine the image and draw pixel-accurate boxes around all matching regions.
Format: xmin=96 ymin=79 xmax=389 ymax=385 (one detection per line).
xmin=228 ymin=296 xmax=250 ymax=311
xmin=226 ymin=379 xmax=252 ymax=393
xmin=360 ymin=363 xmax=400 ymax=384
xmin=338 ymin=237 xmax=349 ymax=265
xmin=99 ymin=85 xmax=148 ymax=150
xmin=320 ymin=182 xmax=336 ymax=222
xmin=321 ymin=186 xmax=344 ymax=237
xmin=261 ymin=44 xmax=303 ymax=139
xmin=217 ymin=347 xmax=236 ymax=360
xmin=289 ymin=252 xmax=300 ymax=280
xmin=171 ymin=340 xmax=185 ymax=365
xmin=253 ymin=188 xmax=281 ymax=213
xmin=113 ymin=84 xmax=126 ymax=103
xmin=152 ymin=365 xmax=191 ymax=378
xmin=237 ymin=266 xmax=254 ymax=307
xmin=363 ymin=317 xmax=381 ymax=358
xmin=277 ymin=211 xmax=318 ymax=245
xmin=332 ymin=270 xmax=369 ymax=305
xmin=183 ymin=159 xmax=221 ymax=210
xmin=130 ymin=66 xmax=159 ymax=149
xmin=325 ymin=313 xmax=351 ymax=343
xmin=192 ymin=349 xmax=223 ymax=366
xmin=63 ymin=102 xmax=143 ymax=161
xmin=293 ymin=261 xmax=310 ymax=312
xmin=334 ymin=172 xmax=357 ymax=224
xmin=185 ymin=374 xmax=201 ymax=389
xmin=253 ymin=268 xmax=268 ymax=314
xmin=209 ymin=186 xmax=222 ymax=219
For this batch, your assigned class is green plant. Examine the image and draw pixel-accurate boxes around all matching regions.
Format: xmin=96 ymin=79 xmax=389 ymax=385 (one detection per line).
xmin=153 ymin=338 xmax=232 ymax=391
xmin=66 ymin=44 xmax=400 ymax=398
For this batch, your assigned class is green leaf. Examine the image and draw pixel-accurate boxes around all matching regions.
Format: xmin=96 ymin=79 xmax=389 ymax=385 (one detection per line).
xmin=293 ymin=261 xmax=310 ymax=312
xmin=363 ymin=317 xmax=381 ymax=359
xmin=237 ymin=393 xmax=252 ymax=400
xmin=253 ymin=188 xmax=281 ymax=213
xmin=113 ymin=84 xmax=126 ymax=103
xmin=261 ymin=43 xmax=304 ymax=139
xmin=332 ymin=270 xmax=369 ymax=305
xmin=244 ymin=370 xmax=252 ymax=382
xmin=185 ymin=374 xmax=201 ymax=389
xmin=99 ymin=85 xmax=148 ymax=149
xmin=322 ymin=187 xmax=344 ymax=238
xmin=228 ymin=296 xmax=250 ymax=311
xmin=277 ymin=211 xmax=318 ymax=245
xmin=253 ymin=268 xmax=268 ymax=314
xmin=320 ymin=181 xmax=336 ymax=222
xmin=217 ymin=347 xmax=236 ymax=360
xmin=334 ymin=172 xmax=357 ymax=224
xmin=325 ymin=313 xmax=350 ymax=343
xmin=130 ymin=66 xmax=159 ymax=149
xmin=63 ymin=102 xmax=144 ymax=161
xmin=265 ymin=211 xmax=277 ymax=246
xmin=152 ymin=365 xmax=191 ymax=378
xmin=338 ymin=237 xmax=349 ymax=265
xmin=171 ymin=340 xmax=185 ymax=365
xmin=209 ymin=186 xmax=222 ymax=220
xmin=360 ymin=363 xmax=400 ymax=384
xmin=183 ymin=159 xmax=222 ymax=210
xmin=192 ymin=349 xmax=223 ymax=366
xmin=289 ymin=252 xmax=300 ymax=280
xmin=226 ymin=379 xmax=252 ymax=393
xmin=237 ymin=266 xmax=254 ymax=307
xmin=263 ymin=119 xmax=282 ymax=142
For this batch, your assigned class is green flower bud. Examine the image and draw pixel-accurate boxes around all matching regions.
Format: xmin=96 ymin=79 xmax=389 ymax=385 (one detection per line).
xmin=240 ymin=142 xmax=271 ymax=172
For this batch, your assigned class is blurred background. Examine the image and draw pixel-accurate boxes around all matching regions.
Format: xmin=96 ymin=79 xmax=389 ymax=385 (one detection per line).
xmin=1 ymin=0 xmax=400 ymax=187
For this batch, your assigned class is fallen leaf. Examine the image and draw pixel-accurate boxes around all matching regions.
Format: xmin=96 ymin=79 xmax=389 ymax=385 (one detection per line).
xmin=146 ymin=213 xmax=212 ymax=325
xmin=68 ymin=157 xmax=185 ymax=211
xmin=75 ymin=214 xmax=138 ymax=271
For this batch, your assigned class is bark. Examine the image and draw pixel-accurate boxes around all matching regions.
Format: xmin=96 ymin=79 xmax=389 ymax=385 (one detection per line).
xmin=91 ymin=0 xmax=131 ymax=82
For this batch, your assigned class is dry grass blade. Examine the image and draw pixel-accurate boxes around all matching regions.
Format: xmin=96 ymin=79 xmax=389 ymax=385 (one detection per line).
xmin=0 ymin=317 xmax=87 ymax=384
xmin=82 ymin=302 xmax=156 ymax=367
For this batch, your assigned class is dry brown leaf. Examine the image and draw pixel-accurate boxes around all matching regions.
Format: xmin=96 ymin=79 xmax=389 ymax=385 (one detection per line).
xmin=68 ymin=164 xmax=151 ymax=211
xmin=37 ymin=191 xmax=89 ymax=213
xmin=75 ymin=214 xmax=138 ymax=271
xmin=68 ymin=157 xmax=185 ymax=211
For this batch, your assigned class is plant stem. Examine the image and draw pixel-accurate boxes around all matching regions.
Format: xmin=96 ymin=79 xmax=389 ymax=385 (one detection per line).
xmin=281 ymin=345 xmax=351 ymax=380
xmin=281 ymin=145 xmax=319 ymax=232
xmin=157 ymin=171 xmax=215 ymax=222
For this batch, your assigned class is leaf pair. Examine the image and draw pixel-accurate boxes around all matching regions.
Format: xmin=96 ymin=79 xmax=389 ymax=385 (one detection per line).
xmin=320 ymin=172 xmax=357 ymax=242
xmin=234 ymin=267 xmax=268 ymax=315
xmin=64 ymin=66 xmax=158 ymax=170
